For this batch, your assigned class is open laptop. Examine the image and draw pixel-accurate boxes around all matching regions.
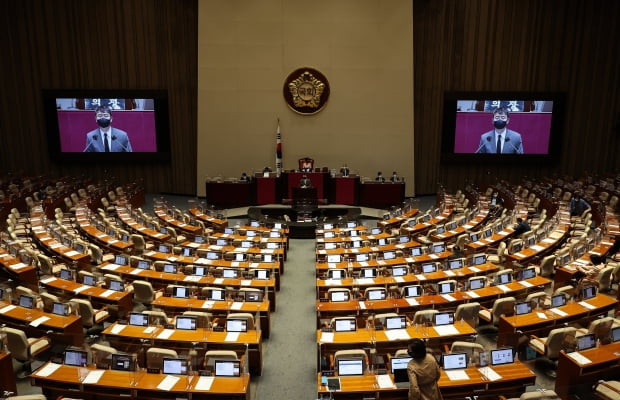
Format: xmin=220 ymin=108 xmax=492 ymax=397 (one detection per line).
xmin=337 ymin=358 xmax=364 ymax=376
xmin=226 ymin=318 xmax=248 ymax=332
xmin=172 ymin=286 xmax=190 ymax=298
xmin=111 ymin=353 xmax=137 ymax=371
xmin=328 ymin=269 xmax=345 ymax=280
xmin=175 ymin=315 xmax=197 ymax=330
xmin=441 ymin=353 xmax=467 ymax=370
xmin=391 ymin=356 xmax=412 ymax=388
xmin=214 ymin=359 xmax=241 ymax=377
xmin=490 ymin=348 xmax=514 ymax=366
xmin=519 ymin=267 xmax=537 ymax=280
xmin=206 ymin=251 xmax=220 ymax=260
xmin=158 ymin=244 xmax=171 ymax=253
xmin=385 ymin=315 xmax=407 ymax=330
xmin=496 ymin=272 xmax=512 ymax=285
xmin=515 ymin=301 xmax=532 ymax=316
xmin=262 ymin=254 xmax=274 ymax=263
xmin=163 ymin=263 xmax=177 ymax=273
xmin=64 ymin=349 xmax=88 ymax=367
xmin=193 ymin=266 xmax=207 ymax=276
xmin=326 ymin=254 xmax=341 ymax=263
xmin=333 ymin=318 xmax=357 ymax=332
xmin=471 ymin=254 xmax=486 ymax=265
xmin=434 ymin=312 xmax=455 ymax=326
xmin=377 ymin=238 xmax=388 ymax=246
xmin=162 ymin=358 xmax=188 ymax=375
xmin=577 ymin=333 xmax=597 ymax=351
xmin=365 ymin=288 xmax=385 ymax=301
xmin=355 ymin=253 xmax=369 ymax=262
xmin=410 ymin=247 xmax=423 ymax=256
xmin=431 ymin=242 xmax=446 ymax=253
xmin=128 ymin=312 xmax=149 ymax=327
xmin=329 ymin=290 xmax=350 ymax=302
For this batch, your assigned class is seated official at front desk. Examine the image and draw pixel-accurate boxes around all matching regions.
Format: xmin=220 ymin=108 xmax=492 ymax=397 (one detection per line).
xmin=30 ymin=346 xmax=251 ymax=400
xmin=317 ymin=344 xmax=536 ymax=400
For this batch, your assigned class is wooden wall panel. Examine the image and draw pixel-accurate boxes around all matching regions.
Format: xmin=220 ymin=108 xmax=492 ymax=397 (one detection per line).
xmin=0 ymin=0 xmax=197 ymax=194
xmin=413 ymin=0 xmax=620 ymax=194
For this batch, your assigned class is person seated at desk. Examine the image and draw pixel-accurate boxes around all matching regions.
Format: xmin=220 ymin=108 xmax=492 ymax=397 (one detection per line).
xmin=576 ymin=254 xmax=605 ymax=289
xmin=340 ymin=164 xmax=350 ymax=177
xmin=390 ymin=171 xmax=401 ymax=182
xmin=239 ymin=172 xmax=250 ymax=182
xmin=299 ymin=175 xmax=312 ymax=188
xmin=375 ymin=171 xmax=386 ymax=182
xmin=569 ymin=193 xmax=590 ymax=217
xmin=513 ymin=217 xmax=531 ymax=236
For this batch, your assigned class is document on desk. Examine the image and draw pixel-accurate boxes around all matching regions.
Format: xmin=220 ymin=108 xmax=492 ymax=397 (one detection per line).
xmin=324 ymin=279 xmax=339 ymax=286
xmin=83 ymin=370 xmax=105 ymax=384
xmin=433 ymin=325 xmax=460 ymax=336
xmin=415 ymin=274 xmax=427 ymax=281
xmin=230 ymin=302 xmax=243 ymax=310
xmin=441 ymin=294 xmax=456 ymax=302
xmin=478 ymin=366 xmax=502 ymax=381
xmin=157 ymin=329 xmax=175 ymax=339
xmin=445 ymin=370 xmax=469 ymax=381
xmin=385 ymin=329 xmax=410 ymax=341
xmin=537 ymin=312 xmax=548 ymax=319
xmin=497 ymin=284 xmax=510 ymax=293
xmin=34 ymin=362 xmax=61 ymax=377
xmin=110 ymin=324 xmax=126 ymax=334
xmin=183 ymin=275 xmax=201 ymax=282
xmin=376 ymin=374 xmax=396 ymax=389
xmin=549 ymin=308 xmax=568 ymax=317
xmin=144 ymin=326 xmax=156 ymax=334
xmin=406 ymin=298 xmax=419 ymax=306
xmin=194 ymin=376 xmax=214 ymax=391
xmin=394 ymin=277 xmax=405 ymax=283
xmin=102 ymin=263 xmax=120 ymax=270
xmin=9 ymin=262 xmax=28 ymax=270
xmin=355 ymin=278 xmax=374 ymax=285
xmin=29 ymin=316 xmax=50 ymax=327
xmin=100 ymin=289 xmax=115 ymax=298
xmin=578 ymin=301 xmax=595 ymax=310
xmin=468 ymin=267 xmax=481 ymax=273
xmin=444 ymin=270 xmax=456 ymax=277
xmin=65 ymin=250 xmax=80 ymax=257
xmin=531 ymin=245 xmax=545 ymax=252
xmin=225 ymin=332 xmax=240 ymax=342
xmin=0 ymin=304 xmax=16 ymax=314
xmin=74 ymin=285 xmax=90 ymax=294
xmin=40 ymin=276 xmax=57 ymax=284
xmin=358 ymin=301 xmax=366 ymax=309
xmin=213 ymin=278 xmax=224 ymax=284
xmin=202 ymin=300 xmax=215 ymax=309
xmin=520 ymin=281 xmax=533 ymax=288
xmin=157 ymin=375 xmax=180 ymax=391
xmin=429 ymin=254 xmax=439 ymax=259
xmin=240 ymin=280 xmax=252 ymax=286
xmin=567 ymin=352 xmax=592 ymax=365
xmin=320 ymin=332 xmax=334 ymax=343
xmin=465 ymin=291 xmax=480 ymax=298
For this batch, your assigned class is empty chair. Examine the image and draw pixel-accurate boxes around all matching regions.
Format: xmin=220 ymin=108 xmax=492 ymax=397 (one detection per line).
xmin=479 ymin=296 xmax=516 ymax=326
xmin=71 ymin=298 xmax=109 ymax=334
xmin=454 ymin=302 xmax=481 ymax=328
xmin=412 ymin=309 xmax=439 ymax=325
xmin=1 ymin=327 xmax=51 ymax=373
xmin=204 ymin=350 xmax=238 ymax=372
xmin=133 ymin=280 xmax=160 ymax=305
xmin=333 ymin=349 xmax=368 ymax=370
xmin=166 ymin=226 xmax=187 ymax=244
xmin=450 ymin=341 xmax=485 ymax=365
xmin=146 ymin=347 xmax=178 ymax=371
xmin=91 ymin=343 xmax=118 ymax=368
xmin=182 ymin=311 xmax=212 ymax=328
xmin=40 ymin=292 xmax=62 ymax=313
xmin=597 ymin=266 xmax=616 ymax=293
xmin=89 ymin=243 xmax=115 ymax=265
xmin=529 ymin=326 xmax=576 ymax=378
xmin=538 ymin=255 xmax=556 ymax=277
xmin=227 ymin=313 xmax=255 ymax=330
xmin=367 ymin=312 xmax=399 ymax=329
xmin=577 ymin=316 xmax=614 ymax=344
xmin=499 ymin=389 xmax=560 ymax=400
xmin=143 ymin=310 xmax=172 ymax=325
xmin=37 ymin=253 xmax=63 ymax=276
xmin=487 ymin=242 xmax=507 ymax=265
xmin=594 ymin=381 xmax=620 ymax=400
xmin=525 ymin=291 xmax=547 ymax=310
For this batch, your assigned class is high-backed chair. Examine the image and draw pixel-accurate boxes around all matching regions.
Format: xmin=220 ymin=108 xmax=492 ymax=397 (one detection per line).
xmin=40 ymin=292 xmax=62 ymax=313
xmin=412 ymin=309 xmax=439 ymax=326
xmin=538 ymin=255 xmax=556 ymax=277
xmin=146 ymin=347 xmax=178 ymax=371
xmin=594 ymin=381 xmax=620 ymax=400
xmin=71 ymin=298 xmax=109 ymax=334
xmin=133 ymin=280 xmax=160 ymax=305
xmin=479 ymin=296 xmax=516 ymax=326
xmin=450 ymin=341 xmax=485 ymax=365
xmin=91 ymin=343 xmax=118 ymax=368
xmin=227 ymin=313 xmax=255 ymax=330
xmin=499 ymin=389 xmax=560 ymax=400
xmin=598 ymin=266 xmax=616 ymax=293
xmin=529 ymin=326 xmax=576 ymax=378
xmin=182 ymin=311 xmax=212 ymax=328
xmin=454 ymin=302 xmax=481 ymax=328
xmin=333 ymin=349 xmax=367 ymax=371
xmin=367 ymin=312 xmax=399 ymax=329
xmin=525 ymin=291 xmax=547 ymax=310
xmin=577 ymin=316 xmax=614 ymax=344
xmin=166 ymin=226 xmax=187 ymax=244
xmin=204 ymin=350 xmax=239 ymax=373
xmin=1 ymin=327 xmax=50 ymax=373
xmin=487 ymin=242 xmax=507 ymax=265
xmin=143 ymin=310 xmax=172 ymax=326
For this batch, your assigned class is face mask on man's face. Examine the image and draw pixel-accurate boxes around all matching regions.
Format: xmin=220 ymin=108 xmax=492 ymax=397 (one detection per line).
xmin=493 ymin=120 xmax=507 ymax=129
xmin=97 ymin=118 xmax=111 ymax=128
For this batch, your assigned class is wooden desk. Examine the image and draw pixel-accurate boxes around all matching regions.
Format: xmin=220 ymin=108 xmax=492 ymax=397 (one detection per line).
xmin=31 ymin=362 xmax=250 ymax=400
xmin=30 ymin=225 xmax=91 ymax=267
xmin=155 ymin=207 xmax=205 ymax=236
xmin=330 ymin=176 xmax=359 ymax=205
xmin=102 ymin=323 xmax=263 ymax=376
xmin=497 ymin=294 xmax=618 ymax=348
xmin=358 ymin=182 xmax=405 ymax=208
xmin=553 ymin=239 xmax=615 ymax=288
xmin=0 ymin=250 xmax=38 ymax=290
xmin=0 ymin=351 xmax=17 ymax=395
xmin=151 ymin=296 xmax=271 ymax=338
xmin=188 ymin=208 xmax=228 ymax=232
xmin=39 ymin=276 xmax=133 ymax=318
xmin=75 ymin=207 xmax=135 ymax=253
xmin=0 ymin=301 xmax=83 ymax=346
xmin=555 ymin=341 xmax=620 ymax=400
xmin=115 ymin=208 xmax=171 ymax=243
xmin=504 ymin=225 xmax=570 ymax=267
xmin=317 ymin=361 xmax=536 ymax=400
xmin=377 ymin=208 xmax=421 ymax=231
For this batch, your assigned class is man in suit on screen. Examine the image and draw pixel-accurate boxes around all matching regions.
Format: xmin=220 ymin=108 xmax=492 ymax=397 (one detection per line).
xmin=84 ymin=105 xmax=133 ymax=152
xmin=475 ymin=106 xmax=523 ymax=154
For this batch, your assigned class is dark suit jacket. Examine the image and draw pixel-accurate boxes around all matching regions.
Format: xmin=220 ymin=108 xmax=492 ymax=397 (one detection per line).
xmin=476 ymin=129 xmax=523 ymax=154
xmin=84 ymin=127 xmax=133 ymax=152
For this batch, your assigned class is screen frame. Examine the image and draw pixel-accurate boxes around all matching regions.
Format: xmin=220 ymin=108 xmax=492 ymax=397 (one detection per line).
xmin=42 ymin=89 xmax=171 ymax=163
xmin=441 ymin=91 xmax=566 ymax=165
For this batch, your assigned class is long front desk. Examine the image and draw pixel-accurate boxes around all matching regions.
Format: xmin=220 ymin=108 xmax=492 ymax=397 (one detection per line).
xmin=317 ymin=361 xmax=536 ymax=400
xmin=31 ymin=362 xmax=250 ymax=400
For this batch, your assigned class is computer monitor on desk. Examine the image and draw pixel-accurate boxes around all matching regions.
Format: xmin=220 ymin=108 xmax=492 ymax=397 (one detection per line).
xmin=215 ymin=360 xmax=241 ymax=377
xmin=337 ymin=359 xmax=364 ymax=376
xmin=64 ymin=349 xmax=88 ymax=367
xmin=334 ymin=318 xmax=357 ymax=332
xmin=329 ymin=290 xmax=350 ymax=302
xmin=441 ymin=353 xmax=467 ymax=370
xmin=162 ymin=358 xmax=188 ymax=375
xmin=129 ymin=312 xmax=149 ymax=327
xmin=490 ymin=348 xmax=514 ymax=366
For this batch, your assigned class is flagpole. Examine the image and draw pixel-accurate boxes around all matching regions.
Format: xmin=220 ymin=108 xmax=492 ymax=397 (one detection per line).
xmin=276 ymin=117 xmax=282 ymax=177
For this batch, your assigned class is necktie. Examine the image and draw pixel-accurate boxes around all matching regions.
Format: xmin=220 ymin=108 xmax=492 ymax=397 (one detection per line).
xmin=104 ymin=133 xmax=110 ymax=152
xmin=496 ymin=135 xmax=502 ymax=154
